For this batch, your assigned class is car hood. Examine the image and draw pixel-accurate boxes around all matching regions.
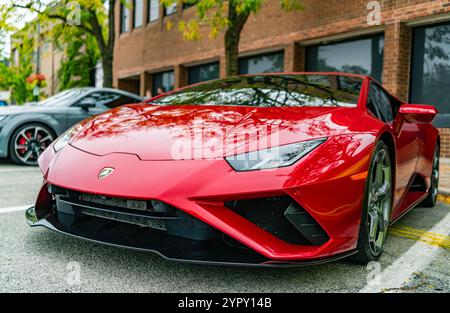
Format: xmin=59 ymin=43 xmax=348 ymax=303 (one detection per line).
xmin=70 ymin=103 xmax=370 ymax=160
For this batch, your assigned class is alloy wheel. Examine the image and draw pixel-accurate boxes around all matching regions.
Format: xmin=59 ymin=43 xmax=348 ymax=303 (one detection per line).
xmin=13 ymin=126 xmax=54 ymax=165
xmin=367 ymin=147 xmax=392 ymax=256
xmin=431 ymin=147 xmax=440 ymax=202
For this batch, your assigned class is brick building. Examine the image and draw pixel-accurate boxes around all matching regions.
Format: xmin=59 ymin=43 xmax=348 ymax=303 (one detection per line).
xmin=113 ymin=0 xmax=450 ymax=156
xmin=11 ymin=22 xmax=65 ymax=98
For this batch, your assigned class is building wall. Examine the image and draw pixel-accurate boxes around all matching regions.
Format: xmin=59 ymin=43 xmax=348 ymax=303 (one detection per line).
xmin=40 ymin=41 xmax=64 ymax=97
xmin=440 ymin=129 xmax=450 ymax=157
xmin=114 ymin=0 xmax=450 ymax=156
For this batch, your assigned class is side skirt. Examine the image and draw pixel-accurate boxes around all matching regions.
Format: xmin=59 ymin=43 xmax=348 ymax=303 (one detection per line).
xmin=389 ymin=191 xmax=428 ymax=226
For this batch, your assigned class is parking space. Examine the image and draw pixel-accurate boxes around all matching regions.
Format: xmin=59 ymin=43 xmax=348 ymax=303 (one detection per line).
xmin=0 ymin=159 xmax=449 ymax=293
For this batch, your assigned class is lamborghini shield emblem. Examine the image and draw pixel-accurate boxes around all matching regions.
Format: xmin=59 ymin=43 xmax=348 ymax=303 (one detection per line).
xmin=98 ymin=167 xmax=114 ymax=179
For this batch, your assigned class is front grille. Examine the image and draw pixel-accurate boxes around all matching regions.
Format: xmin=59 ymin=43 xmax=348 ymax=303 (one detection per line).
xmin=49 ymin=184 xmax=176 ymax=216
xmin=80 ymin=193 xmax=149 ymax=211
xmin=80 ymin=206 xmax=168 ymax=230
xmin=48 ymin=185 xmax=221 ymax=241
xmin=225 ymin=196 xmax=329 ymax=246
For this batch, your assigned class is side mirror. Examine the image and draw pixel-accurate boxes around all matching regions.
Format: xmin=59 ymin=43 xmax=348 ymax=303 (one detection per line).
xmin=399 ymin=104 xmax=437 ymax=124
xmin=77 ymin=98 xmax=96 ymax=111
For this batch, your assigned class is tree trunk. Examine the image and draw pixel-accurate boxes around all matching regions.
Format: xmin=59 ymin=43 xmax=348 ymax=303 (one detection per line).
xmin=224 ymin=29 xmax=240 ymax=76
xmin=224 ymin=2 xmax=250 ymax=77
xmin=90 ymin=0 xmax=115 ymax=87
xmin=104 ymin=0 xmax=116 ymax=88
xmin=102 ymin=53 xmax=113 ymax=88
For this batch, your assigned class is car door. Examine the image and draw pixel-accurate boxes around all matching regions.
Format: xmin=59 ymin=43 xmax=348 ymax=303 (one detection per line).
xmin=66 ymin=91 xmax=141 ymax=127
xmin=66 ymin=92 xmax=105 ymax=127
xmin=367 ymin=82 xmax=420 ymax=217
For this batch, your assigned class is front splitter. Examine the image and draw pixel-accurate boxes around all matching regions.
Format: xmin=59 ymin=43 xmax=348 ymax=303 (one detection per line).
xmin=25 ymin=207 xmax=356 ymax=267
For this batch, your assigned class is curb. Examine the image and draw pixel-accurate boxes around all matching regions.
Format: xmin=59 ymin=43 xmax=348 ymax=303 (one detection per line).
xmin=439 ymin=188 xmax=450 ymax=197
xmin=437 ymin=192 xmax=450 ymax=205
xmin=440 ymin=157 xmax=450 ymax=165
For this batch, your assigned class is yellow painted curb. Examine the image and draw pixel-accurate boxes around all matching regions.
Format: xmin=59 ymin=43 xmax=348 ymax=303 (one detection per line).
xmin=437 ymin=194 xmax=450 ymax=205
xmin=390 ymin=226 xmax=450 ymax=249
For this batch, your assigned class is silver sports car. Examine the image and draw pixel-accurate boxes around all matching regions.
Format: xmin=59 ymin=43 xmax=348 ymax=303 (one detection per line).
xmin=0 ymin=88 xmax=143 ymax=165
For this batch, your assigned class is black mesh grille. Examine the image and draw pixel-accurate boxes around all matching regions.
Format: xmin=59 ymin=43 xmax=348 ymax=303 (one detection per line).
xmin=47 ymin=185 xmax=221 ymax=241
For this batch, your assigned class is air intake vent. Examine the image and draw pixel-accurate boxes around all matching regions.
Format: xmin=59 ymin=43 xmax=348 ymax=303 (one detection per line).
xmin=225 ymin=196 xmax=329 ymax=245
xmin=410 ymin=174 xmax=427 ymax=192
xmin=284 ymin=202 xmax=329 ymax=245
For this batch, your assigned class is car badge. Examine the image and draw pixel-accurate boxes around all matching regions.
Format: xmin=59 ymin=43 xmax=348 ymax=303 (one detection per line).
xmin=99 ymin=167 xmax=114 ymax=179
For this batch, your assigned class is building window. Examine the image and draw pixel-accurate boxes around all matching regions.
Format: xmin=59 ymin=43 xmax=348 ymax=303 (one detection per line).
xmin=188 ymin=62 xmax=220 ymax=85
xmin=153 ymin=71 xmax=175 ymax=95
xmin=306 ymin=34 xmax=384 ymax=82
xmin=133 ymin=0 xmax=144 ymax=28
xmin=411 ymin=22 xmax=450 ymax=126
xmin=120 ymin=3 xmax=130 ymax=33
xmin=148 ymin=0 xmax=159 ymax=22
xmin=368 ymin=82 xmax=394 ymax=122
xmin=238 ymin=51 xmax=284 ymax=75
xmin=164 ymin=2 xmax=177 ymax=16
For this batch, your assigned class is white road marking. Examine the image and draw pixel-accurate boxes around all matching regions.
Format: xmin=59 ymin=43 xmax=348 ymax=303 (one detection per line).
xmin=0 ymin=168 xmax=40 ymax=173
xmin=0 ymin=205 xmax=32 ymax=214
xmin=359 ymin=211 xmax=450 ymax=293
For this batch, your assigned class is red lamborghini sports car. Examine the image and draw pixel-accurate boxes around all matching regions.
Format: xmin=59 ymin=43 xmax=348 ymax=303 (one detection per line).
xmin=26 ymin=73 xmax=440 ymax=266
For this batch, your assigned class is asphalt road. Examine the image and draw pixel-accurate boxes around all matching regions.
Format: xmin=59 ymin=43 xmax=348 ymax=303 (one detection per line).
xmin=0 ymin=159 xmax=449 ymax=293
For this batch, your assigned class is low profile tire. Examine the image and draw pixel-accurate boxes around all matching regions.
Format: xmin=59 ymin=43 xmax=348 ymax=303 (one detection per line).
xmin=8 ymin=123 xmax=55 ymax=166
xmin=352 ymin=141 xmax=393 ymax=265
xmin=421 ymin=144 xmax=440 ymax=208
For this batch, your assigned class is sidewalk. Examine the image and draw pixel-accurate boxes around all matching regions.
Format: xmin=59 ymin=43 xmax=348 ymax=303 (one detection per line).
xmin=439 ymin=158 xmax=450 ymax=197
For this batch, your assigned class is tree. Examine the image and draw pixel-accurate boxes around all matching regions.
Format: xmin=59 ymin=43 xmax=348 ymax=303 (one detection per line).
xmin=56 ymin=27 xmax=100 ymax=90
xmin=162 ymin=0 xmax=303 ymax=76
xmin=1 ymin=0 xmax=119 ymax=88
xmin=1 ymin=27 xmax=36 ymax=103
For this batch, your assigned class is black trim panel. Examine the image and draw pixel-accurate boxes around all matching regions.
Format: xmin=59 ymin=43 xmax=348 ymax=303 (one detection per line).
xmin=26 ymin=207 xmax=356 ymax=267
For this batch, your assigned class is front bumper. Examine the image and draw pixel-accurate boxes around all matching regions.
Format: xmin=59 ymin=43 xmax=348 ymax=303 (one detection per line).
xmin=29 ymin=134 xmax=375 ymax=266
xmin=0 ymin=124 xmax=8 ymax=158
xmin=26 ymin=206 xmax=356 ymax=267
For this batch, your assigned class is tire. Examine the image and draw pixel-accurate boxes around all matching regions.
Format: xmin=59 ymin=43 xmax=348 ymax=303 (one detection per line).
xmin=8 ymin=123 xmax=55 ymax=166
xmin=420 ymin=144 xmax=440 ymax=207
xmin=352 ymin=141 xmax=393 ymax=264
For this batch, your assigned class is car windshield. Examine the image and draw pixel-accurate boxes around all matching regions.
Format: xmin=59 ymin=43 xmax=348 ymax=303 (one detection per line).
xmin=151 ymin=74 xmax=362 ymax=108
xmin=40 ymin=89 xmax=91 ymax=107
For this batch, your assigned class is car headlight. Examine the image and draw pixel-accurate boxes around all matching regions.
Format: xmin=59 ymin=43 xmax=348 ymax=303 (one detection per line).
xmin=53 ymin=124 xmax=83 ymax=152
xmin=225 ymin=138 xmax=326 ymax=171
